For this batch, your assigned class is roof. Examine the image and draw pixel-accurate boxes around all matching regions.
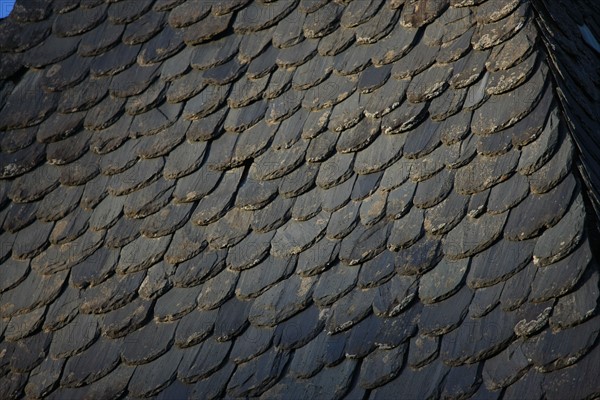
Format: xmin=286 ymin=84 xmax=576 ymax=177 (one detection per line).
xmin=0 ymin=0 xmax=599 ymax=398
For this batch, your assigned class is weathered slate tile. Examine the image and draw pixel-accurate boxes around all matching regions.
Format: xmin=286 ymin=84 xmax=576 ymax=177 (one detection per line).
xmin=233 ymin=0 xmax=296 ymax=33
xmin=271 ymin=211 xmax=328 ymax=257
xmin=471 ymin=2 xmax=528 ymax=50
xmin=23 ymin=356 xmax=64 ymax=398
xmin=61 ymin=336 xmax=122 ymax=387
xmin=354 ymin=132 xmax=405 ymax=175
xmin=167 ymin=0 xmax=211 ymax=28
xmin=371 ymin=359 xmax=449 ymax=400
xmin=372 ymin=274 xmax=417 ymax=318
xmin=80 ymin=270 xmax=145 ymax=314
xmin=138 ymin=261 xmax=172 ymax=301
xmin=249 ymin=138 xmax=308 ymax=180
xmin=205 ymin=207 xmax=252 ymax=249
xmin=196 ymin=267 xmax=238 ymax=310
xmin=443 ymin=211 xmax=507 ymax=259
xmin=455 ymin=150 xmax=519 ymax=195
xmin=273 ymin=304 xmax=324 ymax=350
xmin=317 ymin=25 xmax=355 ymax=57
xmin=154 ymin=285 xmax=200 ymax=322
xmin=530 ymin=239 xmax=592 ymax=303
xmin=227 ymin=347 xmax=290 ymax=397
xmin=312 ymin=263 xmax=359 ymax=308
xmin=121 ymin=320 xmax=177 ymax=365
xmin=230 ymin=325 xmax=273 ymax=363
xmin=387 ymin=202 xmax=424 ymax=251
xmin=178 ymin=337 xmax=231 ymax=384
xmin=392 ymin=40 xmax=439 ymax=79
xmin=441 ymin=305 xmax=518 ymax=365
xmin=467 ymin=237 xmax=533 ymax=290
xmin=267 ymin=358 xmax=357 ymax=399
xmin=472 ymin=64 xmax=547 ymax=136
xmin=31 ymin=228 xmax=104 ymax=275
xmin=521 ymin=314 xmax=599 ymax=372
xmin=8 ymin=163 xmax=59 ymax=203
xmin=302 ymin=73 xmax=357 ymax=111
xmin=123 ymin=179 xmax=172 ymax=219
xmin=2 ymin=202 xmax=38 ymax=234
xmin=543 ymin=344 xmax=600 ymax=400
xmin=420 ymin=257 xmax=468 ymax=304
xmin=486 ymin=21 xmax=537 ymax=72
xmin=518 ymin=110 xmax=560 ymax=177
xmin=128 ymin=346 xmax=183 ymax=397
xmin=549 ymin=268 xmax=598 ymax=331
xmin=316 ymin=152 xmax=354 ymax=189
xmin=236 ymin=255 xmax=295 ymax=299
xmin=317 ymin=171 xmax=353 ymax=212
xmin=11 ymin=219 xmax=52 ymax=260
xmin=183 ymin=12 xmax=232 ymax=45
xmin=189 ymin=361 xmax=235 ymax=400
xmin=250 ymin=194 xmax=292 ymax=233
xmin=212 ymin=296 xmax=250 ymax=341
xmin=172 ymin=248 xmax=225 ymax=288
xmin=504 ymin=173 xmax=575 ymax=241
xmin=419 ymin=284 xmax=473 ymax=335
xmin=381 ymin=99 xmax=428 ymax=134
xmin=229 ymin=75 xmax=269 ymax=109
xmin=248 ymin=274 xmax=316 ymax=327
xmin=49 ymin=313 xmax=98 ymax=358
xmin=191 ymin=167 xmax=243 ymax=225
xmin=533 ymin=192 xmax=584 ymax=267
xmin=407 ymin=333 xmax=439 ymax=368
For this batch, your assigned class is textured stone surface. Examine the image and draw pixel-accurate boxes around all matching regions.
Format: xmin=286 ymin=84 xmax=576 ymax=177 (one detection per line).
xmin=0 ymin=1 xmax=598 ymax=399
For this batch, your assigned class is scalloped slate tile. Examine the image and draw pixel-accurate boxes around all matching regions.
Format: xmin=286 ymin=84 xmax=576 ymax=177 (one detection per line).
xmin=61 ymin=336 xmax=122 ymax=388
xmin=248 ymin=274 xmax=316 ymax=327
xmin=230 ymin=324 xmax=273 ymax=364
xmin=504 ymin=173 xmax=576 ymax=241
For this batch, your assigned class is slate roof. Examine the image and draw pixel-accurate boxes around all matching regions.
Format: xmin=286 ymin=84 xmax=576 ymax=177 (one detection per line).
xmin=0 ymin=0 xmax=599 ymax=398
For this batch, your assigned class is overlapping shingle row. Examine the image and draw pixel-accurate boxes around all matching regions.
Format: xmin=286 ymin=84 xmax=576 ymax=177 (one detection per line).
xmin=0 ymin=0 xmax=598 ymax=398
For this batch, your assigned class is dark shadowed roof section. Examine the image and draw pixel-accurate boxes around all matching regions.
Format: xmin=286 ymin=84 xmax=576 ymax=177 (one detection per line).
xmin=0 ymin=0 xmax=599 ymax=399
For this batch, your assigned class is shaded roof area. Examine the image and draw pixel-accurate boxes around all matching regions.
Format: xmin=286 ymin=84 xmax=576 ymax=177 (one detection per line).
xmin=0 ymin=0 xmax=599 ymax=398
